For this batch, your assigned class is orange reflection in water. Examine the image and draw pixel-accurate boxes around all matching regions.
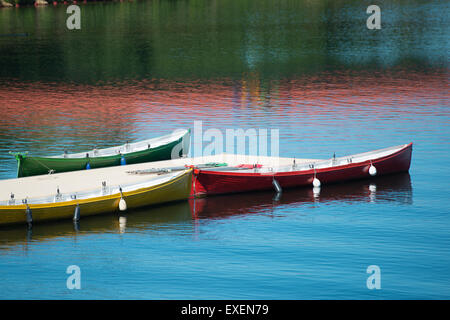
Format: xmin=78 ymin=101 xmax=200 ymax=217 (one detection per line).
xmin=0 ymin=69 xmax=447 ymax=138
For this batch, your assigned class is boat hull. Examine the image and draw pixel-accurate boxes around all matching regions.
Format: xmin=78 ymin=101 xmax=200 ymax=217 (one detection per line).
xmin=192 ymin=143 xmax=412 ymax=196
xmin=17 ymin=139 xmax=184 ymax=177
xmin=0 ymin=170 xmax=192 ymax=226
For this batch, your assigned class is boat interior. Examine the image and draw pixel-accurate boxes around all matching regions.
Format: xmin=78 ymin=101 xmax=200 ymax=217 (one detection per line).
xmin=201 ymin=144 xmax=409 ymax=174
xmin=0 ymin=144 xmax=408 ymax=205
xmin=0 ymin=170 xmax=187 ymax=206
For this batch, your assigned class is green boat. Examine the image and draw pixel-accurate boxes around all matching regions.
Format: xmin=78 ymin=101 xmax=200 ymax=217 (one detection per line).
xmin=11 ymin=129 xmax=191 ymax=178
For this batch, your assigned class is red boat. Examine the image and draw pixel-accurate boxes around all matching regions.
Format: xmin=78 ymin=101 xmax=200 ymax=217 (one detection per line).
xmin=191 ymin=143 xmax=413 ymax=197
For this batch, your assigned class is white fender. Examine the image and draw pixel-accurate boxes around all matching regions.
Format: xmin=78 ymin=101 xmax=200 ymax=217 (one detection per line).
xmin=369 ymin=165 xmax=377 ymax=176
xmin=119 ymin=198 xmax=127 ymax=211
xmin=312 ymin=177 xmax=321 ymax=188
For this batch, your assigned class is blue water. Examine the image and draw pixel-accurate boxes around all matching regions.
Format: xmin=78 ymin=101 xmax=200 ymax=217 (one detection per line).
xmin=0 ymin=0 xmax=449 ymax=299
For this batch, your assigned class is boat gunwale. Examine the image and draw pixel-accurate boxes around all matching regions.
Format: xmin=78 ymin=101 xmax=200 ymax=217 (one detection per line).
xmin=194 ymin=143 xmax=413 ymax=177
xmin=26 ymin=137 xmax=182 ymax=162
xmin=40 ymin=129 xmax=190 ymax=160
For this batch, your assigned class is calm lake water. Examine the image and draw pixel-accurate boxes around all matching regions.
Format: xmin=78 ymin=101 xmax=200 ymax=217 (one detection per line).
xmin=0 ymin=0 xmax=449 ymax=299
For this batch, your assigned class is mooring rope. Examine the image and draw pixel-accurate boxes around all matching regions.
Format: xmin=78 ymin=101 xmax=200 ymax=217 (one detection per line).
xmin=29 ymin=157 xmax=55 ymax=174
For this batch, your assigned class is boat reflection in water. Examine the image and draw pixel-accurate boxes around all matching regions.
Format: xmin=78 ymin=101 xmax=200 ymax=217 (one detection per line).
xmin=0 ymin=201 xmax=194 ymax=250
xmin=0 ymin=173 xmax=412 ymax=249
xmin=190 ymin=172 xmax=413 ymax=219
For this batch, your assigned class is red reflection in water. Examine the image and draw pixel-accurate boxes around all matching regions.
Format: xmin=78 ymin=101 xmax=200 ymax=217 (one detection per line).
xmin=0 ymin=69 xmax=448 ymax=142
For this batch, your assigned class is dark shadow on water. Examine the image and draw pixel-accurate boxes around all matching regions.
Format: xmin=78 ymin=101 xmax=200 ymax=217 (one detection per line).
xmin=0 ymin=173 xmax=412 ymax=249
xmin=191 ymin=173 xmax=413 ymax=220
xmin=0 ymin=200 xmax=193 ymax=250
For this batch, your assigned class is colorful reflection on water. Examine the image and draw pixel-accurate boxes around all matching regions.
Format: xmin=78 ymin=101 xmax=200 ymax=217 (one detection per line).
xmin=0 ymin=0 xmax=449 ymax=299
xmin=0 ymin=69 xmax=447 ymax=177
